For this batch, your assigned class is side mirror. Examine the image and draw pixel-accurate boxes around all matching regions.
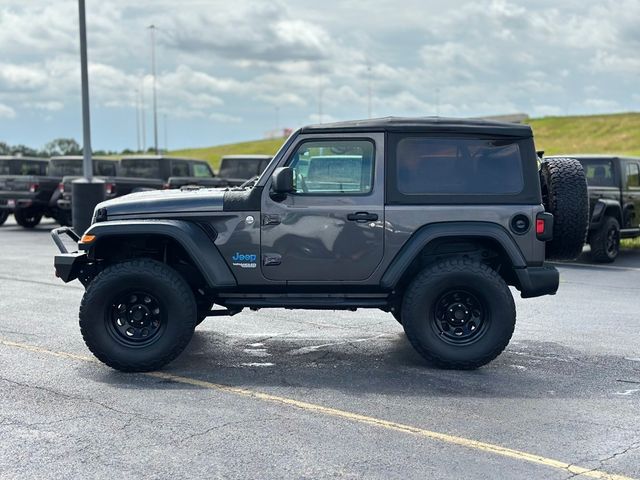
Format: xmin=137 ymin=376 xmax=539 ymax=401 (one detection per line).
xmin=271 ymin=167 xmax=294 ymax=194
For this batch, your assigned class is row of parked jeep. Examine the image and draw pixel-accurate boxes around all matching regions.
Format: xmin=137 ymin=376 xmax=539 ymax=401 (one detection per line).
xmin=546 ymin=154 xmax=640 ymax=263
xmin=0 ymin=153 xmax=271 ymax=229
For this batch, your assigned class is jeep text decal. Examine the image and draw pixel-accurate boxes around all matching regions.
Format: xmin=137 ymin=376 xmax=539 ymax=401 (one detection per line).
xmin=232 ymin=252 xmax=257 ymax=269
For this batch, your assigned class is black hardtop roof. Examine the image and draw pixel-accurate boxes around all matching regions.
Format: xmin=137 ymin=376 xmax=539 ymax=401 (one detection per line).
xmin=221 ymin=154 xmax=272 ymax=160
xmin=50 ymin=155 xmax=115 ymax=161
xmin=120 ymin=155 xmax=205 ymax=162
xmin=301 ymin=116 xmax=532 ymax=138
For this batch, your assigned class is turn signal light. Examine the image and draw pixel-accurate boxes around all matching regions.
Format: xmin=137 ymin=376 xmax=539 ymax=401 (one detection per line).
xmin=80 ymin=234 xmax=96 ymax=244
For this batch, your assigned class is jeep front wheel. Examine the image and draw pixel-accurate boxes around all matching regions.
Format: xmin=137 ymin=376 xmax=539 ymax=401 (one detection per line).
xmin=79 ymin=259 xmax=197 ymax=372
xmin=589 ymin=216 xmax=620 ymax=263
xmin=401 ymin=258 xmax=515 ymax=369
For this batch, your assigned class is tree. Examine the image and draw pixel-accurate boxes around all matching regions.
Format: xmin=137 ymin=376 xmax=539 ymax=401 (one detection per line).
xmin=44 ymin=138 xmax=82 ymax=156
xmin=0 ymin=142 xmax=9 ymax=155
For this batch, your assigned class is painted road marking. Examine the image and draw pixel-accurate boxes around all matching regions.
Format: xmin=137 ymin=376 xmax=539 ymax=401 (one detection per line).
xmin=0 ymin=338 xmax=636 ymax=480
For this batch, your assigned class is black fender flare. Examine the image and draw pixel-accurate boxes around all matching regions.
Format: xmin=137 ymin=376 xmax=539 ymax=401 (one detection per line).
xmin=84 ymin=219 xmax=236 ymax=288
xmin=380 ymin=222 xmax=526 ymax=289
xmin=591 ymin=199 xmax=622 ymax=227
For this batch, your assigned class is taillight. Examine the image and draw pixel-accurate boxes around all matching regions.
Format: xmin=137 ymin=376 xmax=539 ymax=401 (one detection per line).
xmin=58 ymin=182 xmax=65 ymax=193
xmin=536 ymin=219 xmax=545 ymax=235
xmin=105 ymin=182 xmax=116 ymax=195
xmin=163 ymin=183 xmax=170 ymax=189
xmin=29 ymin=183 xmax=39 ymax=193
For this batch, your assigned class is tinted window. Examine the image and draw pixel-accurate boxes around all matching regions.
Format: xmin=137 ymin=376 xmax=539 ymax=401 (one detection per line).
xmin=95 ymin=161 xmax=117 ymax=177
xmin=0 ymin=160 xmax=47 ymax=175
xmin=49 ymin=160 xmax=84 ymax=176
xmin=396 ymin=138 xmax=523 ymax=195
xmin=192 ymin=162 xmax=213 ymax=178
xmin=219 ymin=159 xmax=262 ymax=179
xmin=579 ymin=158 xmax=616 ymax=187
xmin=120 ymin=159 xmax=162 ymax=178
xmin=288 ymin=140 xmax=374 ymax=194
xmin=170 ymin=160 xmax=190 ymax=177
xmin=628 ymin=163 xmax=640 ymax=188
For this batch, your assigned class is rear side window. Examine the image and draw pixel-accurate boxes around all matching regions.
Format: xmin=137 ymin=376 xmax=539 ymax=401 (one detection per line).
xmin=95 ymin=161 xmax=117 ymax=177
xmin=170 ymin=160 xmax=190 ymax=177
xmin=579 ymin=159 xmax=616 ymax=187
xmin=120 ymin=159 xmax=162 ymax=178
xmin=49 ymin=160 xmax=84 ymax=176
xmin=396 ymin=137 xmax=523 ymax=195
xmin=219 ymin=158 xmax=262 ymax=179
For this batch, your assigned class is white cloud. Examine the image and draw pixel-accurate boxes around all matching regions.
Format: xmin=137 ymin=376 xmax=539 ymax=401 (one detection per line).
xmin=0 ymin=103 xmax=16 ymax=119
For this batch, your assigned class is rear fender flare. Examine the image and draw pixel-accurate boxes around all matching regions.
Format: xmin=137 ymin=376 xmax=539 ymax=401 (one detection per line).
xmin=380 ymin=222 xmax=526 ymax=289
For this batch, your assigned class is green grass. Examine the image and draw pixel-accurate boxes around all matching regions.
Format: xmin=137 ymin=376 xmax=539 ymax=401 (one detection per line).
xmin=169 ymin=112 xmax=640 ymax=172
xmin=621 ymin=238 xmax=640 ymax=250
xmin=170 ymin=137 xmax=286 ymax=171
xmin=527 ymin=112 xmax=640 ymax=157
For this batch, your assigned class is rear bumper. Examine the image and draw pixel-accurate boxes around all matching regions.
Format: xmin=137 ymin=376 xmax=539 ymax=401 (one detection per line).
xmin=515 ymin=265 xmax=559 ymax=298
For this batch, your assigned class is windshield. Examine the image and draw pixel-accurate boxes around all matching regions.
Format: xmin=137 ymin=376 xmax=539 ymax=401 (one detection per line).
xmin=0 ymin=159 xmax=48 ymax=176
xmin=120 ymin=159 xmax=162 ymax=178
xmin=579 ymin=158 xmax=616 ymax=187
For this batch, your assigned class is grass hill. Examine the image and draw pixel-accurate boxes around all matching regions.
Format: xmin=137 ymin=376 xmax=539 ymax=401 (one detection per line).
xmin=170 ymin=112 xmax=640 ymax=171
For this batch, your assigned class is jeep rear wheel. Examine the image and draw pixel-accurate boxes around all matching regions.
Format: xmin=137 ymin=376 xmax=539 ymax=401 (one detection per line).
xmin=589 ymin=216 xmax=620 ymax=263
xmin=14 ymin=207 xmax=43 ymax=228
xmin=79 ymin=259 xmax=197 ymax=372
xmin=0 ymin=210 xmax=9 ymax=226
xmin=540 ymin=157 xmax=588 ymax=260
xmin=401 ymin=258 xmax=515 ymax=369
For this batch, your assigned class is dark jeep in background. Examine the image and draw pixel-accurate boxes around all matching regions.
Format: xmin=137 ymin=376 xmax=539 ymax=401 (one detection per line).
xmin=52 ymin=117 xmax=588 ymax=373
xmin=545 ymin=154 xmax=640 ymax=262
xmin=57 ymin=156 xmax=222 ymax=222
xmin=0 ymin=155 xmax=116 ymax=228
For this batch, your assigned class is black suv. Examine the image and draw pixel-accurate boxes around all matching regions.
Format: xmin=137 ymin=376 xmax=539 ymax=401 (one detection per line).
xmin=52 ymin=118 xmax=587 ymax=372
xmin=545 ymin=154 xmax=640 ymax=262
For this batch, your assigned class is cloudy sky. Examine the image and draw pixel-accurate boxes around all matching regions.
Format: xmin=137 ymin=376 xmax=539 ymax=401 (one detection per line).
xmin=0 ymin=0 xmax=638 ymax=151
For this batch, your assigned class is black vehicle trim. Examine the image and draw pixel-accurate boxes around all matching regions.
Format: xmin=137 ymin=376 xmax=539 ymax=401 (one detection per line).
xmin=380 ymin=221 xmax=527 ymax=289
xmin=84 ymin=219 xmax=237 ymax=287
xmin=591 ymin=198 xmax=622 ymax=227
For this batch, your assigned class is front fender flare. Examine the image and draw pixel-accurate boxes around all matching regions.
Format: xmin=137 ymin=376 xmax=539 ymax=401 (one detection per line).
xmin=83 ymin=219 xmax=236 ymax=288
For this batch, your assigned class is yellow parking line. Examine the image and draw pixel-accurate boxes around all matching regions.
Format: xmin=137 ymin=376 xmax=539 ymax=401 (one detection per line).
xmin=1 ymin=338 xmax=636 ymax=480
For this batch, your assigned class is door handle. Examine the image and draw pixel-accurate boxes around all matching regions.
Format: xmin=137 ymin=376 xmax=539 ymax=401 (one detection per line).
xmin=347 ymin=211 xmax=378 ymax=222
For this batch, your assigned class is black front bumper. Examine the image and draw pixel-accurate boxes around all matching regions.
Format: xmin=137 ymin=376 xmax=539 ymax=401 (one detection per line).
xmin=52 ymin=227 xmax=89 ymax=283
xmin=515 ymin=265 xmax=559 ymax=298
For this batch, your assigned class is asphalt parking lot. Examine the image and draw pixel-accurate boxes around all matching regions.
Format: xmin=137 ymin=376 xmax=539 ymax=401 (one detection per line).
xmin=1 ymin=217 xmax=639 ymax=479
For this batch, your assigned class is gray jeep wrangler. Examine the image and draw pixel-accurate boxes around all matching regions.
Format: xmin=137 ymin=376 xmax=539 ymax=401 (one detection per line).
xmin=52 ymin=118 xmax=588 ymax=372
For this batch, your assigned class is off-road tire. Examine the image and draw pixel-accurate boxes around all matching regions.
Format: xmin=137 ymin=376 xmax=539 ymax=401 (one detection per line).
xmin=589 ymin=216 xmax=620 ymax=263
xmin=80 ymin=259 xmax=197 ymax=372
xmin=402 ymin=257 xmax=516 ymax=369
xmin=0 ymin=210 xmax=9 ymax=226
xmin=540 ymin=158 xmax=588 ymax=260
xmin=14 ymin=207 xmax=43 ymax=228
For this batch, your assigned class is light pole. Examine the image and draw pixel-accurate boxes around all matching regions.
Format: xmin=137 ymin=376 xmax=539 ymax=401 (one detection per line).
xmin=135 ymin=88 xmax=141 ymax=152
xmin=367 ymin=61 xmax=372 ymax=119
xmin=72 ymin=0 xmax=105 ymax=234
xmin=149 ymin=24 xmax=159 ymax=154
xmin=140 ymin=79 xmax=146 ymax=152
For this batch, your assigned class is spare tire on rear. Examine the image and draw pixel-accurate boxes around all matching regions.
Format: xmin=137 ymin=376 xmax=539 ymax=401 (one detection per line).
xmin=540 ymin=157 xmax=588 ymax=260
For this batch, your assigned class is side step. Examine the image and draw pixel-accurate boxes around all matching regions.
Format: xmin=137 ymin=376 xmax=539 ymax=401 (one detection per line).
xmin=621 ymin=228 xmax=640 ymax=239
xmin=220 ymin=295 xmax=389 ymax=310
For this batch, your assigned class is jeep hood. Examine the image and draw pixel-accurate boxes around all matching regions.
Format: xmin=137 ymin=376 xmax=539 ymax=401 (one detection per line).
xmin=97 ymin=188 xmax=226 ymax=218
